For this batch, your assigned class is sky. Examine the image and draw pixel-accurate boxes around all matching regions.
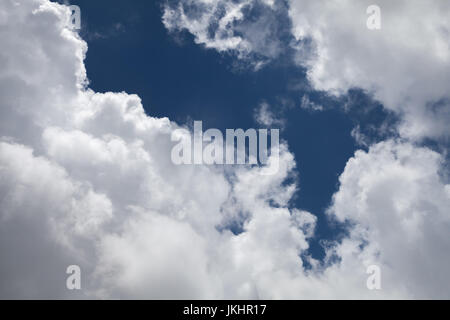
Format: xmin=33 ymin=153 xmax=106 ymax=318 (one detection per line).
xmin=62 ymin=0 xmax=390 ymax=259
xmin=0 ymin=0 xmax=449 ymax=299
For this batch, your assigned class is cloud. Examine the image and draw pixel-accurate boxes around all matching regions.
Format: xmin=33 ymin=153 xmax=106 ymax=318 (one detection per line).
xmin=350 ymin=125 xmax=370 ymax=148
xmin=162 ymin=0 xmax=292 ymax=69
xmin=254 ymin=101 xmax=285 ymax=128
xmin=328 ymin=140 xmax=450 ymax=298
xmin=1 ymin=0 xmax=450 ymax=299
xmin=299 ymin=94 xmax=323 ymax=112
xmin=0 ymin=0 xmax=312 ymax=299
xmin=163 ymin=0 xmax=450 ymax=141
xmin=289 ymin=0 xmax=450 ymax=141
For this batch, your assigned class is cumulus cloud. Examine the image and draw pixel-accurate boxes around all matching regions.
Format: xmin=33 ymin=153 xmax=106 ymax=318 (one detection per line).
xmin=290 ymin=0 xmax=450 ymax=140
xmin=328 ymin=140 xmax=450 ymax=299
xmin=1 ymin=0 xmax=449 ymax=299
xmin=0 ymin=0 xmax=314 ymax=299
xmin=254 ymin=102 xmax=285 ymax=128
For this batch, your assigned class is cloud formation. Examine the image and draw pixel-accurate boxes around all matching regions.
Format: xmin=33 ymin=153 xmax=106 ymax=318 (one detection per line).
xmin=289 ymin=0 xmax=450 ymax=141
xmin=162 ymin=0 xmax=292 ymax=69
xmin=164 ymin=0 xmax=450 ymax=141
xmin=0 ymin=0 xmax=449 ymax=299
xmin=0 ymin=0 xmax=312 ymax=299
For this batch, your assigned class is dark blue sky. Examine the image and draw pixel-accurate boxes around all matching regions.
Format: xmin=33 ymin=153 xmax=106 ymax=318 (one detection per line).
xmin=59 ymin=0 xmax=394 ymax=260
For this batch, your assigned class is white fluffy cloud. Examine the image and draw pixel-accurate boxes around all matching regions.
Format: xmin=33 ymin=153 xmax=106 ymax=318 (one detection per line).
xmin=1 ymin=0 xmax=449 ymax=299
xmin=289 ymin=0 xmax=450 ymax=140
xmin=328 ymin=140 xmax=450 ymax=299
xmin=0 ymin=0 xmax=315 ymax=299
